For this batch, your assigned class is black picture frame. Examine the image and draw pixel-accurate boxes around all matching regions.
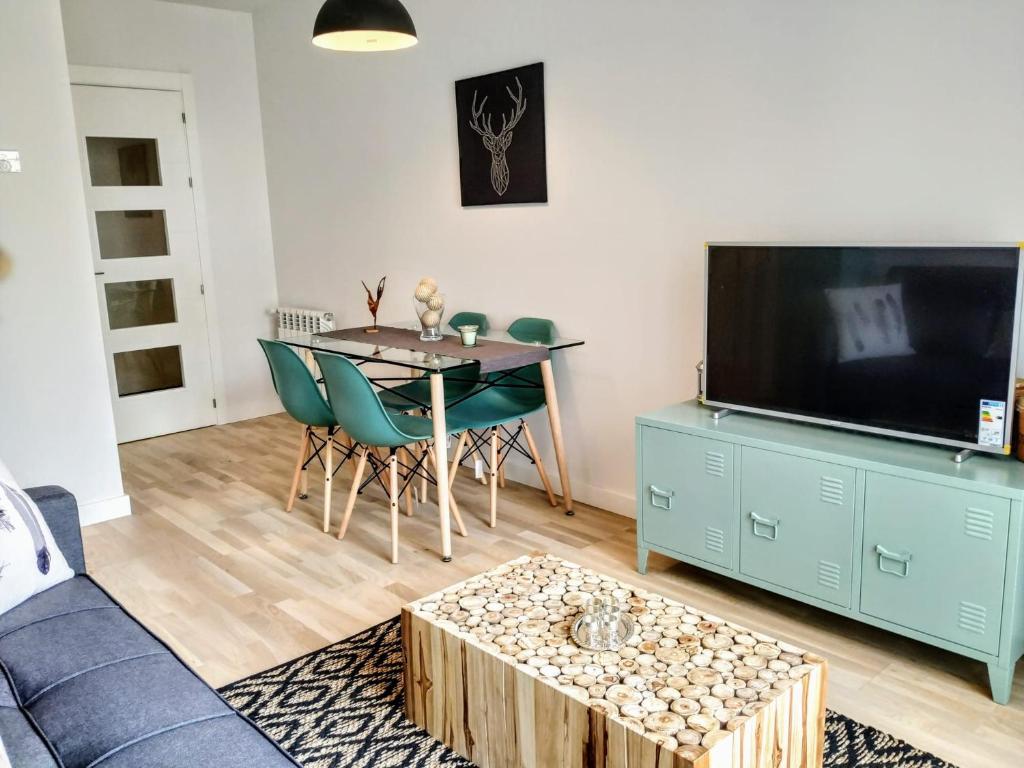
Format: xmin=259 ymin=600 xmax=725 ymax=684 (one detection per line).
xmin=455 ymin=62 xmax=547 ymax=207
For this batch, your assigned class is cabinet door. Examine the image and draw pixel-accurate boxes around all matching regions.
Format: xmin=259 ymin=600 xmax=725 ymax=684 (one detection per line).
xmin=740 ymin=448 xmax=856 ymax=607
xmin=861 ymin=474 xmax=1009 ymax=654
xmin=640 ymin=427 xmax=735 ymax=569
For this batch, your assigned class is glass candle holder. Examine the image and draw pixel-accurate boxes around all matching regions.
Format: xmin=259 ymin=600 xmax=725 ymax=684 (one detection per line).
xmin=458 ymin=324 xmax=479 ymax=347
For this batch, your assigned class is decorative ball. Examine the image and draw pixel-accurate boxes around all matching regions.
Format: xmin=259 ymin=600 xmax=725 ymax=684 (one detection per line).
xmin=420 ymin=277 xmax=438 ymax=292
xmin=420 ymin=309 xmax=442 ymax=328
xmin=426 ymin=294 xmax=444 ymax=311
xmin=414 ymin=282 xmax=435 ymax=302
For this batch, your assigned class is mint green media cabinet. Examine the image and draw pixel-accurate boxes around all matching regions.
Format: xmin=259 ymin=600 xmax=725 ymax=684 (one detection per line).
xmin=635 ymin=400 xmax=1024 ymax=704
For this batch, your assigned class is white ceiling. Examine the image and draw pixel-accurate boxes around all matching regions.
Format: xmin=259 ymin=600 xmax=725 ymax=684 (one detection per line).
xmin=158 ymin=0 xmax=276 ymax=13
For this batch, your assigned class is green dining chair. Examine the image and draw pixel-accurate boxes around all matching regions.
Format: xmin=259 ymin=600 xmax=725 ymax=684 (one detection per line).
xmin=447 ymin=317 xmax=559 ymax=517
xmin=259 ymin=339 xmax=355 ymax=533
xmin=449 ymin=311 xmax=490 ymax=335
xmin=314 ymin=350 xmax=469 ymax=564
xmin=375 ymin=311 xmax=491 ymax=414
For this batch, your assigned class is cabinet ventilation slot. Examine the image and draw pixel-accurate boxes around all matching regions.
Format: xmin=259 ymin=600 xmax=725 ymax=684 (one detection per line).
xmin=964 ymin=508 xmax=994 ymax=541
xmin=819 ymin=477 xmax=845 ymax=505
xmin=704 ymin=526 xmax=725 ymax=553
xmin=704 ymin=451 xmax=725 ymax=478
xmin=817 ymin=560 xmax=841 ymax=590
xmin=958 ymin=601 xmax=987 ymax=634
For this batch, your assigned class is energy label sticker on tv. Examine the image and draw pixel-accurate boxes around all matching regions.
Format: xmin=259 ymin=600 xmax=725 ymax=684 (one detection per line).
xmin=978 ymin=400 xmax=1006 ymax=447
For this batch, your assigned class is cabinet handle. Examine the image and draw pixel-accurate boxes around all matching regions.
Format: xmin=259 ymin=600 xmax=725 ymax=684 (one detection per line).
xmin=750 ymin=511 xmax=779 ymax=541
xmin=649 ymin=485 xmax=674 ymax=510
xmin=875 ymin=544 xmax=912 ymax=578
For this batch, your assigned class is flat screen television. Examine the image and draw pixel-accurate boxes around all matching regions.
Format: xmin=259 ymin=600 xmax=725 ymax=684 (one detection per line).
xmin=702 ymin=243 xmax=1023 ymax=455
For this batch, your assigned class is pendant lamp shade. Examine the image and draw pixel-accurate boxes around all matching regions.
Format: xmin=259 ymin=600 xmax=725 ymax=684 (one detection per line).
xmin=312 ymin=0 xmax=418 ymax=52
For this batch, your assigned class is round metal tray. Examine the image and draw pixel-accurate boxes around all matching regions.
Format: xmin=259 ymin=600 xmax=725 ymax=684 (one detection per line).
xmin=570 ymin=611 xmax=637 ymax=651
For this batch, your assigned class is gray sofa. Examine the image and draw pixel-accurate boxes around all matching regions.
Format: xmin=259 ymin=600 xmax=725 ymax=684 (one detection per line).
xmin=0 ymin=487 xmax=299 ymax=768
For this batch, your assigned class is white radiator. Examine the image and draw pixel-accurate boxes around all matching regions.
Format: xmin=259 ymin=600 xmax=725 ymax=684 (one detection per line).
xmin=276 ymin=307 xmax=335 ymax=336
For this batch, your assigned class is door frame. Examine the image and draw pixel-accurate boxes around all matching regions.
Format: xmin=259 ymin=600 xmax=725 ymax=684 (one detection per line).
xmin=69 ymin=65 xmax=226 ymax=427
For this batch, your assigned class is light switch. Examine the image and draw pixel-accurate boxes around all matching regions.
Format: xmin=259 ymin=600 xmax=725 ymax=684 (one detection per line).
xmin=0 ymin=151 xmax=22 ymax=173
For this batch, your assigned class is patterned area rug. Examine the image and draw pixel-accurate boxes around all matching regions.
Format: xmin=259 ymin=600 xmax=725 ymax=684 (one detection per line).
xmin=220 ymin=618 xmax=956 ymax=768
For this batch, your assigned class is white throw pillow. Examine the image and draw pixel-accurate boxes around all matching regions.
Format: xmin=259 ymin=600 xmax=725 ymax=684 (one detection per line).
xmin=0 ymin=479 xmax=74 ymax=616
xmin=0 ymin=458 xmax=14 ymax=485
xmin=826 ymin=283 xmax=915 ymax=363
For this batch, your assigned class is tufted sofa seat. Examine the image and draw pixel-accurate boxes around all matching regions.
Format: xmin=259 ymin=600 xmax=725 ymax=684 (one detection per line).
xmin=0 ymin=487 xmax=298 ymax=768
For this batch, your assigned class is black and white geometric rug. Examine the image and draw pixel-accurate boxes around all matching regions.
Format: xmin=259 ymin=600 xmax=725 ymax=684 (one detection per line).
xmin=220 ymin=618 xmax=956 ymax=768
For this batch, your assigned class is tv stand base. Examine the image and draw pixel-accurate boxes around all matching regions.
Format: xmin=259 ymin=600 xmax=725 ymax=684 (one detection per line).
xmin=711 ymin=408 xmax=735 ymax=421
xmin=953 ymin=449 xmax=976 ymax=464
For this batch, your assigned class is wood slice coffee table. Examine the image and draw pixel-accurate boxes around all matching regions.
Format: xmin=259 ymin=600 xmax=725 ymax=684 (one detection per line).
xmin=402 ymin=554 xmax=827 ymax=768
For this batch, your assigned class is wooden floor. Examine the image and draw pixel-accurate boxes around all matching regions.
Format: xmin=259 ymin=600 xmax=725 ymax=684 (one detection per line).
xmin=86 ymin=412 xmax=1022 ymax=768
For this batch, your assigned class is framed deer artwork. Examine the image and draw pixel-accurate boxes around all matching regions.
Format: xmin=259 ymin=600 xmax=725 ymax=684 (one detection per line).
xmin=455 ymin=62 xmax=547 ymax=207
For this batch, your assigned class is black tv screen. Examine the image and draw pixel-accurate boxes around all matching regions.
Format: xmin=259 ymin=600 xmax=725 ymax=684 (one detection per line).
xmin=704 ymin=244 xmax=1022 ymax=452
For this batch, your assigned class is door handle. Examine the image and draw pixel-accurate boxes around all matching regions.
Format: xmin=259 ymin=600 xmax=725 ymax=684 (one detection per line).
xmin=875 ymin=544 xmax=912 ymax=577
xmin=649 ymin=485 xmax=674 ymax=510
xmin=750 ymin=511 xmax=780 ymax=540
xmin=94 ymin=271 xmax=105 ymax=276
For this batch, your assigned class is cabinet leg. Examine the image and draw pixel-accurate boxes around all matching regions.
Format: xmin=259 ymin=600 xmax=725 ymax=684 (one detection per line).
xmin=987 ymin=660 xmax=1016 ymax=704
xmin=637 ymin=546 xmax=649 ymax=575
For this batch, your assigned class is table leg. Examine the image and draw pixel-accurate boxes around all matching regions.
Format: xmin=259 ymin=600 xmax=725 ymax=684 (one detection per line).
xmin=540 ymin=358 xmax=574 ymax=515
xmin=430 ymin=373 xmax=453 ymax=561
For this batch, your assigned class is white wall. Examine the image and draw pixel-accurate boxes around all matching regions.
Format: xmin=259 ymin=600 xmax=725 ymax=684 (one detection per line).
xmin=0 ymin=0 xmax=127 ymax=523
xmin=252 ymin=0 xmax=1024 ymax=515
xmin=61 ymin=0 xmax=281 ymax=423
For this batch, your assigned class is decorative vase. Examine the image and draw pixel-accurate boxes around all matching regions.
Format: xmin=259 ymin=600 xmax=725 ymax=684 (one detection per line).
xmin=415 ymin=296 xmax=445 ymax=342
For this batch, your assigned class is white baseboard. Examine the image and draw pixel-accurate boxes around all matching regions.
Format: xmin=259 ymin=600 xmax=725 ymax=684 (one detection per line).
xmin=502 ymin=464 xmax=636 ymax=518
xmin=79 ymin=493 xmax=132 ymax=526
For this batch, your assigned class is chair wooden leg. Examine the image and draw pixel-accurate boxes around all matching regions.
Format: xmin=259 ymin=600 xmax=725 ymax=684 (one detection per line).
xmin=401 ymin=448 xmax=414 ymax=517
xmin=428 ymin=446 xmax=467 ymax=537
xmin=448 ymin=432 xmax=468 ymax=490
xmin=286 ymin=426 xmax=309 ymax=512
xmin=489 ymin=427 xmax=499 ymax=528
xmin=498 ymin=464 xmax=506 ymax=489
xmin=338 ymin=447 xmax=368 ymax=540
xmin=522 ymin=421 xmax=558 ymax=507
xmin=389 ymin=451 xmax=400 ymax=564
xmin=322 ymin=428 xmax=334 ymax=533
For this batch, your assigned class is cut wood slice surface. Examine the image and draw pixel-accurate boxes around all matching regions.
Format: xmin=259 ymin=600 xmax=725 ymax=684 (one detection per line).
xmin=407 ymin=554 xmax=826 ymax=764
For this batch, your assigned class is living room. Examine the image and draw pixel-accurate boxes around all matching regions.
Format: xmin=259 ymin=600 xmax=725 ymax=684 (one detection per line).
xmin=0 ymin=0 xmax=1021 ymax=766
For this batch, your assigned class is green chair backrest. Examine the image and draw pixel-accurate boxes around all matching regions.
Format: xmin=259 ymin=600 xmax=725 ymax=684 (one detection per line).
xmin=449 ymin=311 xmax=490 ymax=335
xmin=493 ymin=317 xmax=555 ymax=404
xmin=314 ymin=351 xmax=419 ymax=447
xmin=508 ymin=317 xmax=555 ymax=345
xmin=259 ymin=339 xmax=336 ymax=428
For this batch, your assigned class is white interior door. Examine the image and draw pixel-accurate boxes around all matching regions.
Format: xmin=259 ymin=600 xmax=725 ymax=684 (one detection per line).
xmin=72 ymin=84 xmax=216 ymax=443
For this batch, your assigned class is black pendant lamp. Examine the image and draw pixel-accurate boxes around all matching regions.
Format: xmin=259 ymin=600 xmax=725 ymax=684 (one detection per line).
xmin=312 ymin=0 xmax=417 ymax=52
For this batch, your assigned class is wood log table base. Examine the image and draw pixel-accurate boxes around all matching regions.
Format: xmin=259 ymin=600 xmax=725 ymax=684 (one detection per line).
xmin=402 ymin=554 xmax=827 ymax=768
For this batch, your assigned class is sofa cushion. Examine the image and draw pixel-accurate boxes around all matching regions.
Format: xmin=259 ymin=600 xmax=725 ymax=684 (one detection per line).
xmin=0 ymin=604 xmax=166 ymax=705
xmin=28 ymin=654 xmax=231 ymax=766
xmin=0 ymin=709 xmax=58 ymax=768
xmin=90 ymin=713 xmax=295 ymax=768
xmin=0 ymin=480 xmax=74 ymax=616
xmin=0 ymin=577 xmax=114 ymax=640
xmin=0 ymin=577 xmax=296 ymax=768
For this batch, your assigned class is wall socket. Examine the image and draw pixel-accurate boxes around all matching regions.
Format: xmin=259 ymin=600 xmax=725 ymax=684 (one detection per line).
xmin=0 ymin=151 xmax=22 ymax=173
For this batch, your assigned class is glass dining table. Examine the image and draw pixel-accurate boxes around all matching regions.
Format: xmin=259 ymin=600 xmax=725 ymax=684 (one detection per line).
xmin=268 ymin=322 xmax=584 ymax=562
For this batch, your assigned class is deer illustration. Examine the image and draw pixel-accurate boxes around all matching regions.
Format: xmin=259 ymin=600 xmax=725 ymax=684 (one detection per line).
xmin=468 ymin=76 xmax=528 ymax=196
